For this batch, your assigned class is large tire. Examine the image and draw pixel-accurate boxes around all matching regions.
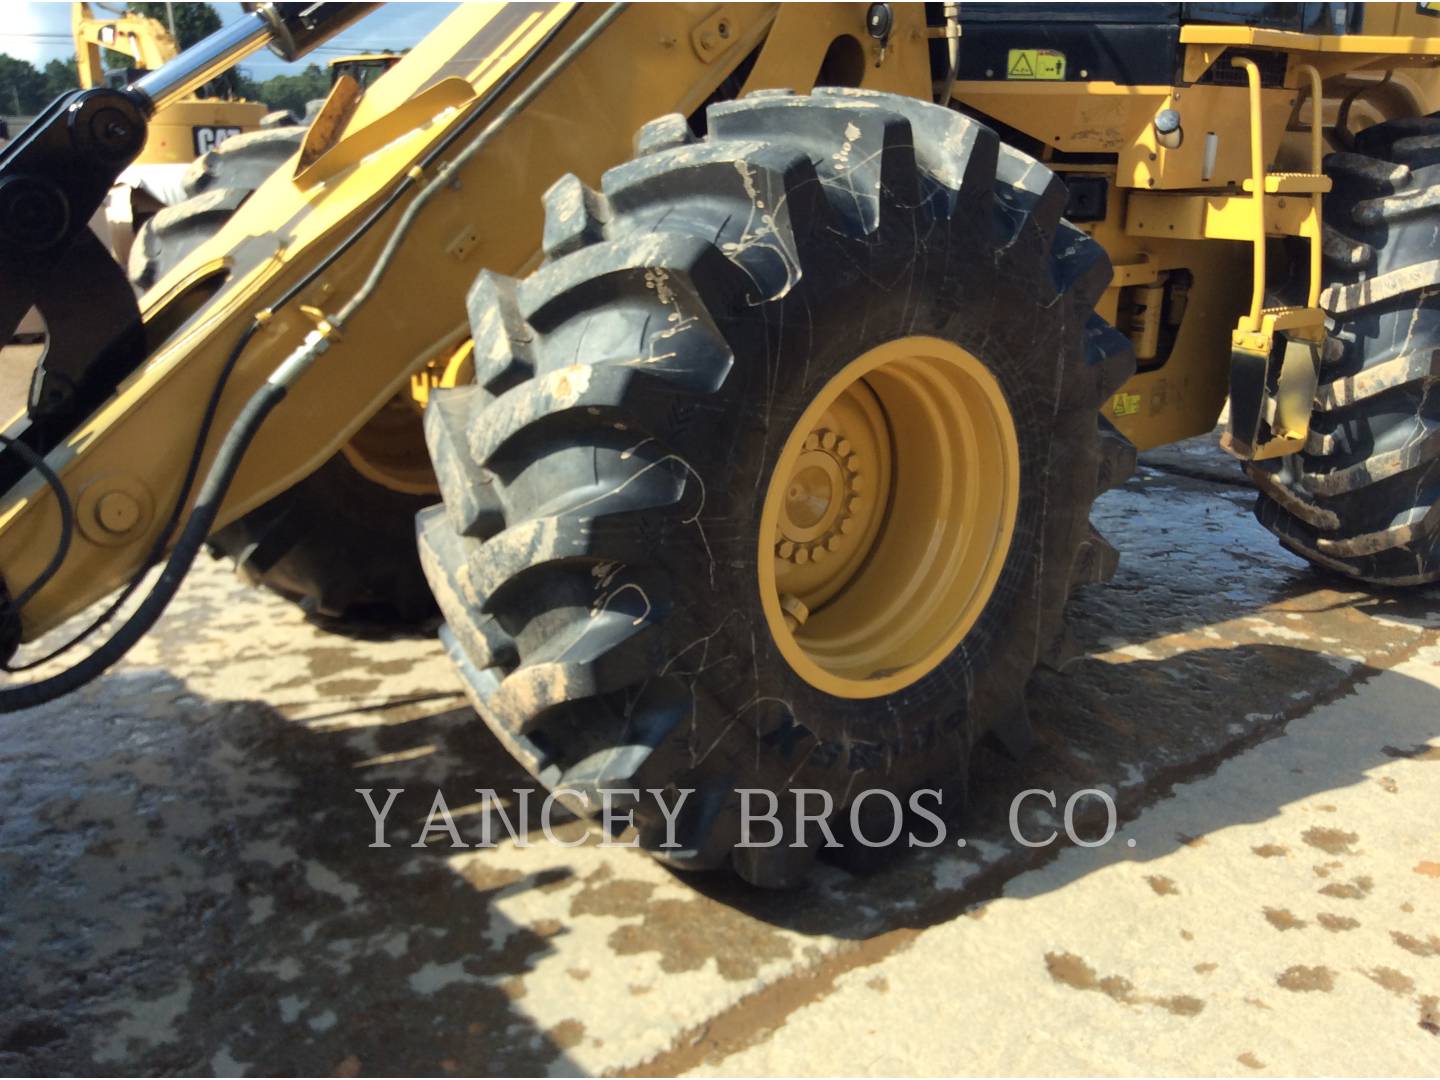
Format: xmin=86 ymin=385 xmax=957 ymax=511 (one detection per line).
xmin=215 ymin=454 xmax=437 ymax=626
xmin=129 ymin=125 xmax=438 ymax=627
xmin=419 ymin=89 xmax=1135 ymax=886
xmin=128 ymin=127 xmax=310 ymax=291
xmin=1251 ymin=115 xmax=1440 ymax=585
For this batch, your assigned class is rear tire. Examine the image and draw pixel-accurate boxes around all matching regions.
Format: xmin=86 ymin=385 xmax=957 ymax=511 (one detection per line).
xmin=129 ymin=124 xmax=438 ymax=628
xmin=216 ymin=454 xmax=437 ymax=626
xmin=1250 ymin=115 xmax=1440 ymax=585
xmin=128 ymin=127 xmax=309 ymax=291
xmin=420 ymin=89 xmax=1134 ymax=886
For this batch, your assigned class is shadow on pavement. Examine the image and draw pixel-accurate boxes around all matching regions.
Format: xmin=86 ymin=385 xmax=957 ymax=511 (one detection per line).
xmin=681 ymin=639 xmax=1438 ymax=940
xmin=5 ymin=464 xmax=1438 ymax=1074
xmin=0 ymin=674 xmax=577 ymax=1076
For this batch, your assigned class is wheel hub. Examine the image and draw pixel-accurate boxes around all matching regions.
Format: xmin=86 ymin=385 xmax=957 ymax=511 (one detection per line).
xmin=776 ymin=431 xmax=866 ymax=558
xmin=758 ymin=335 xmax=1021 ymax=699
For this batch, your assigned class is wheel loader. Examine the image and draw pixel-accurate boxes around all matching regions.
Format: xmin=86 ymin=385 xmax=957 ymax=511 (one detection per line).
xmin=4 ymin=2 xmax=1440 ymax=887
xmin=328 ymin=51 xmax=403 ymax=92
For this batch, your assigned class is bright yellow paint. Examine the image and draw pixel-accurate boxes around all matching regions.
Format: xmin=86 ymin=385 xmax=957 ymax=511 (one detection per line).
xmin=758 ymin=337 xmax=1020 ymax=699
xmin=73 ymin=1 xmax=175 ymax=87
xmin=0 ymin=2 xmax=938 ymax=637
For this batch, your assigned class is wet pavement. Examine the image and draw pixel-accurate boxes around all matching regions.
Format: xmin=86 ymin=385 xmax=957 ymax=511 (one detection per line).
xmin=1 ymin=434 xmax=1438 ymax=1076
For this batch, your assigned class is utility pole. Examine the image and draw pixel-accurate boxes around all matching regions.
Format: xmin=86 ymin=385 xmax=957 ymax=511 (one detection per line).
xmin=164 ymin=2 xmax=177 ymax=40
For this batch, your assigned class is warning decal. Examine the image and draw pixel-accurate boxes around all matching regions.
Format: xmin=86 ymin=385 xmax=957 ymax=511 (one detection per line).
xmin=1006 ymin=48 xmax=1066 ymax=80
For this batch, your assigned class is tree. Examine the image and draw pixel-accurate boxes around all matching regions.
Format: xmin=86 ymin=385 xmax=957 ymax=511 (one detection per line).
xmin=252 ymin=64 xmax=330 ymax=116
xmin=127 ymin=2 xmax=221 ymax=50
xmin=230 ymin=68 xmax=263 ymax=104
xmin=125 ymin=2 xmax=245 ymax=99
xmin=0 ymin=55 xmax=47 ymax=115
xmin=41 ymin=58 xmax=79 ymax=100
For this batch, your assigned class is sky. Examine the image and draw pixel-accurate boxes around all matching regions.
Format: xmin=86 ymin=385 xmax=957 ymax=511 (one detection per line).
xmin=1 ymin=2 xmax=458 ymax=77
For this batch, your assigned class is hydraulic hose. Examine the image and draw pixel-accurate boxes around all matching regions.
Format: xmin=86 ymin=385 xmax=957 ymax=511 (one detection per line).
xmin=334 ymin=3 xmax=626 ymax=325
xmin=0 ymin=435 xmax=74 ymax=613
xmin=0 ymin=353 xmax=292 ymax=711
xmin=0 ymin=2 xmax=629 ymax=710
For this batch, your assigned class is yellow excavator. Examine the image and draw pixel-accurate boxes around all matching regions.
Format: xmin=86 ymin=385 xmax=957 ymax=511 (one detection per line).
xmin=4 ymin=3 xmax=1440 ymax=886
xmin=72 ymin=1 xmax=266 ymax=262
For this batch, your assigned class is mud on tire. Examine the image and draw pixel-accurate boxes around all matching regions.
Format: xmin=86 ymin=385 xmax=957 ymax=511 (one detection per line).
xmin=420 ymin=89 xmax=1135 ymax=886
xmin=1250 ymin=115 xmax=1440 ymax=586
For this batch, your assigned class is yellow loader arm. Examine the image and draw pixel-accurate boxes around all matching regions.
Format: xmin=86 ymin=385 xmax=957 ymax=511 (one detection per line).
xmin=0 ymin=2 xmax=927 ymax=645
xmin=11 ymin=1 xmax=1440 ymax=887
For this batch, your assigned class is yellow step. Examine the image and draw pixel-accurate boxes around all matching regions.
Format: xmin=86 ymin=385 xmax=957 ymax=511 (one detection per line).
xmin=1242 ymin=172 xmax=1332 ymax=195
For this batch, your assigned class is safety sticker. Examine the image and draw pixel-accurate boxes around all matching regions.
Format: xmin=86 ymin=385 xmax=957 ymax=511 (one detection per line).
xmin=1006 ymin=48 xmax=1066 ymax=80
xmin=1112 ymin=392 xmax=1142 ymax=417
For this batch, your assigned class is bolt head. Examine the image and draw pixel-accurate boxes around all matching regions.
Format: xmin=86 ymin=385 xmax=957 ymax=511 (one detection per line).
xmin=96 ymin=490 xmax=141 ymax=534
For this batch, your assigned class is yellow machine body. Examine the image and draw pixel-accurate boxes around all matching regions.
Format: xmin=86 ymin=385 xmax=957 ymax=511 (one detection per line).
xmin=328 ymin=53 xmax=404 ymax=91
xmin=8 ymin=2 xmax=1440 ymax=641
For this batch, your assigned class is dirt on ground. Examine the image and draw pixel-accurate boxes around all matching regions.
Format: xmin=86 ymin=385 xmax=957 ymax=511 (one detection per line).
xmin=0 ymin=406 xmax=1436 ymax=1074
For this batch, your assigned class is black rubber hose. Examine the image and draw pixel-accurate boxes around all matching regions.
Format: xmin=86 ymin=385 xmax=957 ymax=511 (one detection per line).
xmin=0 ymin=379 xmax=287 ymax=711
xmin=3 ymin=321 xmax=261 ymax=673
xmin=333 ymin=3 xmax=626 ymax=327
xmin=0 ymin=434 xmax=74 ymax=612
xmin=0 ymin=4 xmax=628 ymax=705
xmin=267 ymin=6 xmax=581 ymax=316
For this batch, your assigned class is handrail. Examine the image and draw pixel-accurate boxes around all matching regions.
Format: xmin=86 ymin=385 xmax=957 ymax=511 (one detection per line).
xmin=1233 ymin=56 xmax=1266 ymax=333
xmin=1294 ymin=61 xmax=1325 ymax=310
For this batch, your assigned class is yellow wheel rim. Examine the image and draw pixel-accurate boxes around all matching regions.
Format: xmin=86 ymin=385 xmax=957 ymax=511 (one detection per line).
xmin=758 ymin=335 xmax=1021 ymax=699
xmin=340 ymin=393 xmax=441 ymax=497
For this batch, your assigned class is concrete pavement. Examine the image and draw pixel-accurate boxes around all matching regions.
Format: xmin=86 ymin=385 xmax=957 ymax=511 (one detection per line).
xmin=1 ymin=435 xmax=1437 ymax=1075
